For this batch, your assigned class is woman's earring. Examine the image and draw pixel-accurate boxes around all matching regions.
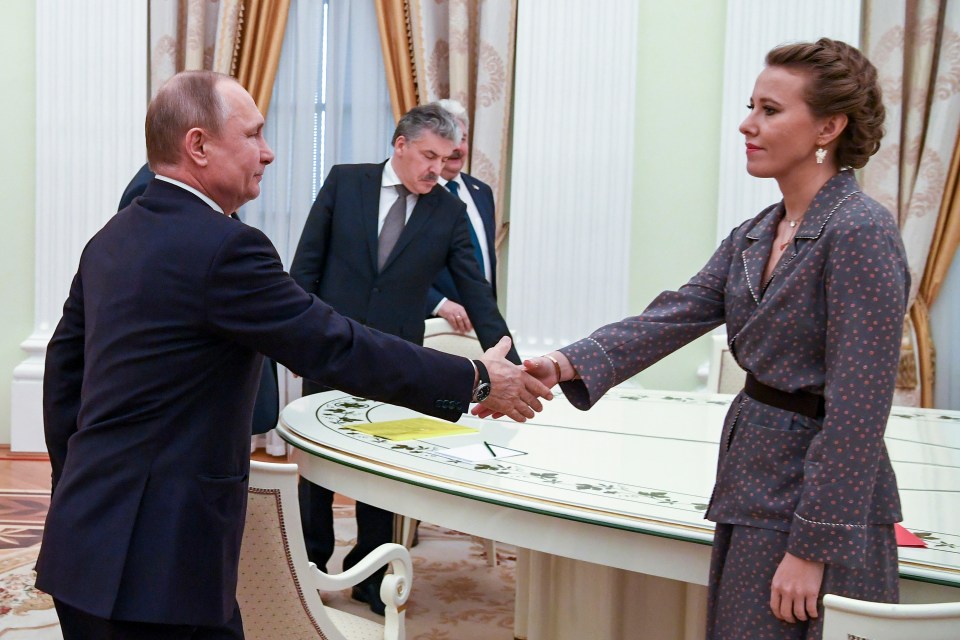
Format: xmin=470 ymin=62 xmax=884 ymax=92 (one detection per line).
xmin=816 ymin=147 xmax=827 ymax=164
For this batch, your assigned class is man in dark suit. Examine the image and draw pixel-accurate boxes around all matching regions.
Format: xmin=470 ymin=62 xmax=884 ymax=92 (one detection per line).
xmin=118 ymin=163 xmax=280 ymax=437
xmin=37 ymin=71 xmax=549 ymax=640
xmin=425 ymin=99 xmax=500 ymax=333
xmin=290 ymin=103 xmax=519 ymax=614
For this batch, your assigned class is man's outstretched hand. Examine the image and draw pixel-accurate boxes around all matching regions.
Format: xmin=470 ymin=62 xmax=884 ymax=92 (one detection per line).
xmin=473 ymin=337 xmax=553 ymax=422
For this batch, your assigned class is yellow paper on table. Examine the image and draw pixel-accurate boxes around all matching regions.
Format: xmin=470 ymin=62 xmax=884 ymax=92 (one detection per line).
xmin=351 ymin=418 xmax=478 ymax=441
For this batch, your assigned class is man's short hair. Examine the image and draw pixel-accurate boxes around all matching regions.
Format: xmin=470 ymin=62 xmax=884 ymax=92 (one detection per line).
xmin=436 ymin=98 xmax=469 ymax=131
xmin=145 ymin=70 xmax=235 ymax=169
xmin=391 ymin=103 xmax=460 ymax=146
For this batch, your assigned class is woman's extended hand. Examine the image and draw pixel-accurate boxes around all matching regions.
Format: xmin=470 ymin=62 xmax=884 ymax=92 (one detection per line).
xmin=770 ymin=552 xmax=824 ymax=624
xmin=523 ymin=356 xmax=559 ymax=388
xmin=471 ymin=351 xmax=570 ymax=419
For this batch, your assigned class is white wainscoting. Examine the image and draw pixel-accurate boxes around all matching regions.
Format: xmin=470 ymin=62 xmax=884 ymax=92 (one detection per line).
xmin=11 ymin=0 xmax=148 ymax=451
xmin=506 ymin=0 xmax=638 ymax=357
xmin=715 ymin=0 xmax=861 ymax=245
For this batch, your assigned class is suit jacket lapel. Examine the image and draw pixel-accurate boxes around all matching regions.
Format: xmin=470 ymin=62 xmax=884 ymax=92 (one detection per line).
xmin=462 ymin=172 xmax=497 ymax=290
xmin=380 ymin=188 xmax=438 ymax=272
xmin=363 ymin=163 xmax=386 ymax=273
xmin=463 ymin=173 xmax=496 ymax=250
xmin=741 ymin=204 xmax=780 ymax=304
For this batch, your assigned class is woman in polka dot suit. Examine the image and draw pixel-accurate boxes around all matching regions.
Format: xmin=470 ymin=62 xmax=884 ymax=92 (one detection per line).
xmin=512 ymin=39 xmax=909 ymax=639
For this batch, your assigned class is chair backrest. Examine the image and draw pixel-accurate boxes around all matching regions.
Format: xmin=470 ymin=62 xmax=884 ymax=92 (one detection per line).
xmin=238 ymin=461 xmax=355 ymax=640
xmin=706 ymin=332 xmax=747 ymax=394
xmin=822 ymin=593 xmax=960 ymax=640
xmin=423 ymin=317 xmax=484 ymax=359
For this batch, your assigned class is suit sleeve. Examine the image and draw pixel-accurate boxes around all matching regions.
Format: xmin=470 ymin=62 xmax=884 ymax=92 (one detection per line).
xmin=43 ymin=272 xmax=86 ymax=491
xmin=447 ymin=208 xmax=520 ymax=364
xmin=557 ymin=228 xmax=735 ymax=409
xmin=425 ymin=285 xmax=445 ymax=315
xmin=786 ymin=219 xmax=908 ymax=566
xmin=290 ymin=165 xmax=339 ymax=294
xmin=205 ymin=224 xmax=476 ymax=419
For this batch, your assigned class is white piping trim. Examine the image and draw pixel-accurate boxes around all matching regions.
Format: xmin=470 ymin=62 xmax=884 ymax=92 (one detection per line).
xmin=795 ymin=512 xmax=867 ymax=529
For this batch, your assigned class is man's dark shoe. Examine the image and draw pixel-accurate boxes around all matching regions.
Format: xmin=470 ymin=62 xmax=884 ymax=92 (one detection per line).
xmin=351 ymin=581 xmax=386 ymax=616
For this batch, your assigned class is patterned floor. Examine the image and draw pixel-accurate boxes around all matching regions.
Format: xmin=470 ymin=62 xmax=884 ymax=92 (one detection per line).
xmin=0 ymin=489 xmax=59 ymax=638
xmin=0 ymin=490 xmax=516 ymax=639
xmin=0 ymin=491 xmax=49 ymax=551
xmin=329 ymin=505 xmax=517 ymax=638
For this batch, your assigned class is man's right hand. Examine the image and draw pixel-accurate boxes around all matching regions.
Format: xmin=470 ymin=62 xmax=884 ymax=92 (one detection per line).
xmin=437 ymin=300 xmax=473 ymax=333
xmin=475 ymin=337 xmax=553 ymax=422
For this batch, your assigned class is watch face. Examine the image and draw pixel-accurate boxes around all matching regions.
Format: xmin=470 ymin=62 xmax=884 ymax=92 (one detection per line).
xmin=475 ymin=382 xmax=491 ymax=402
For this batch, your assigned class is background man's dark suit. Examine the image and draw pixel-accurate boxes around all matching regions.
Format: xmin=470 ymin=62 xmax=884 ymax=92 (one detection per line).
xmin=119 ymin=164 xmax=279 ymax=436
xmin=37 ymin=179 xmax=476 ymax=628
xmin=425 ymin=172 xmax=499 ymax=314
xmin=292 ymin=162 xmax=516 ymax=356
xmin=289 ymin=161 xmax=518 ymax=596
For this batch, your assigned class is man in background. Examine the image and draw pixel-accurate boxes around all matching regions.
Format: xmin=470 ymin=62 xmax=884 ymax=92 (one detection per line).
xmin=426 ymin=99 xmax=500 ymax=334
xmin=38 ymin=71 xmax=548 ymax=640
xmin=290 ymin=103 xmax=519 ymax=615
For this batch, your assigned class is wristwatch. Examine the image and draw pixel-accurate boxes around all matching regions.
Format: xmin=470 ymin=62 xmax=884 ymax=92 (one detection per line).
xmin=472 ymin=360 xmax=491 ymax=402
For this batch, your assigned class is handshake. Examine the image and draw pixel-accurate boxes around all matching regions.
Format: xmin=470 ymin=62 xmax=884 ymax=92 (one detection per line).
xmin=470 ymin=337 xmax=574 ymax=422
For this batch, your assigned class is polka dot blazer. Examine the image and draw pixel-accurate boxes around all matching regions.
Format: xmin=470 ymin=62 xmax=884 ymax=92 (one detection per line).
xmin=559 ymin=170 xmax=909 ymax=568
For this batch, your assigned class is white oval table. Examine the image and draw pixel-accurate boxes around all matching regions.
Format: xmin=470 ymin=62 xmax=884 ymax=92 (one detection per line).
xmin=278 ymin=388 xmax=960 ymax=639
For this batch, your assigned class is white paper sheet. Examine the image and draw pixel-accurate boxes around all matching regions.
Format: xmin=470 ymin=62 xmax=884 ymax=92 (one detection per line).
xmin=435 ymin=442 xmax=526 ymax=462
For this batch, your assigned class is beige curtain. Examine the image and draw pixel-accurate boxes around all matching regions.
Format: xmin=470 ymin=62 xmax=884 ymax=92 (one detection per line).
xmin=862 ymin=0 xmax=960 ymax=407
xmin=149 ymin=0 xmax=289 ymax=117
xmin=384 ymin=0 xmax=517 ymax=250
xmin=375 ymin=0 xmax=420 ymax=123
xmin=149 ymin=0 xmax=243 ymax=96
xmin=912 ymin=131 xmax=960 ymax=406
xmin=234 ymin=0 xmax=291 ymax=115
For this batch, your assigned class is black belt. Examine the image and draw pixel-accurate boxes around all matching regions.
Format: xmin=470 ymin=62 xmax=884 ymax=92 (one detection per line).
xmin=743 ymin=374 xmax=825 ymax=419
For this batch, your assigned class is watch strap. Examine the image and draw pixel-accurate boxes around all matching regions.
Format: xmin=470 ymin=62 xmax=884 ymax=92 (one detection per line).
xmin=473 ymin=360 xmax=489 ymax=385
xmin=472 ymin=359 xmax=490 ymax=401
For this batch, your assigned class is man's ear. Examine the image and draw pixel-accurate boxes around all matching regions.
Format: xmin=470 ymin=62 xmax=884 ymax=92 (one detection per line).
xmin=393 ymin=135 xmax=407 ymax=157
xmin=183 ymin=127 xmax=209 ymax=167
xmin=817 ymin=113 xmax=848 ymax=147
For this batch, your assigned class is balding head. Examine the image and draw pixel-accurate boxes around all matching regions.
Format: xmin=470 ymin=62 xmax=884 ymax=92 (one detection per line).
xmin=145 ymin=71 xmax=235 ymax=170
xmin=143 ymin=70 xmax=274 ymax=214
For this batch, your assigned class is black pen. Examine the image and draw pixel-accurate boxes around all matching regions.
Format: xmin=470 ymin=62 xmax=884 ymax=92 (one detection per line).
xmin=483 ymin=441 xmax=497 ymax=457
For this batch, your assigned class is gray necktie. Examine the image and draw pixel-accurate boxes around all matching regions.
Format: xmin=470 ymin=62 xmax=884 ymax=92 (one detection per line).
xmin=378 ymin=184 xmax=409 ymax=270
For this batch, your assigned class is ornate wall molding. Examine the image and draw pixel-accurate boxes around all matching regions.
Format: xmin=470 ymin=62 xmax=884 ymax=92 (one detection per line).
xmin=506 ymin=0 xmax=638 ymax=355
xmin=11 ymin=0 xmax=148 ymax=451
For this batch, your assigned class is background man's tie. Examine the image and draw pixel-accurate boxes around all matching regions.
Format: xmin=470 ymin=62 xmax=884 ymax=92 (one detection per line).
xmin=447 ymin=181 xmax=485 ymax=277
xmin=378 ymin=184 xmax=409 ymax=270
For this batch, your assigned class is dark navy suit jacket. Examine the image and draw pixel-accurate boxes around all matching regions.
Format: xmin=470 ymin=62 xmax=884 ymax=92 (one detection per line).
xmin=290 ymin=162 xmax=517 ymax=361
xmin=119 ymin=164 xmax=279 ymax=434
xmin=37 ymin=179 xmax=474 ymax=625
xmin=425 ymin=172 xmax=498 ymax=313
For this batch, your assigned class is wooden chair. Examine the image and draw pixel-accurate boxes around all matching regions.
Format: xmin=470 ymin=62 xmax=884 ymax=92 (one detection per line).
xmin=822 ymin=593 xmax=960 ymax=640
xmin=237 ymin=461 xmax=412 ymax=640
xmin=422 ymin=317 xmax=485 ymax=359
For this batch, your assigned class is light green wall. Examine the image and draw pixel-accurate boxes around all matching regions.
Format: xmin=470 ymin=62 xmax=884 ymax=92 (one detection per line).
xmin=629 ymin=0 xmax=727 ymax=391
xmin=0 ymin=1 xmax=36 ymax=445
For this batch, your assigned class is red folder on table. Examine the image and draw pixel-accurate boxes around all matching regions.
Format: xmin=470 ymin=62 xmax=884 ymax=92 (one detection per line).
xmin=895 ymin=523 xmax=926 ymax=548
